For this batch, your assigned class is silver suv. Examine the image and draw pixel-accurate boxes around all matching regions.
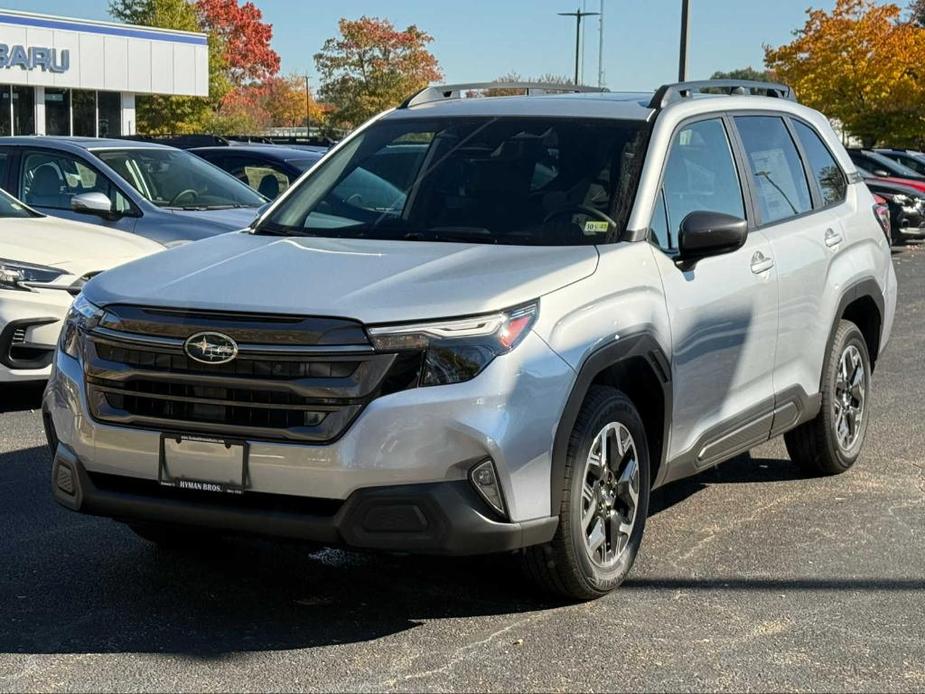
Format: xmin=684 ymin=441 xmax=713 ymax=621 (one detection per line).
xmin=44 ymin=80 xmax=898 ymax=600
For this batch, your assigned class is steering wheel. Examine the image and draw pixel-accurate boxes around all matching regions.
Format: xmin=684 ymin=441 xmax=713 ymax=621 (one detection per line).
xmin=543 ymin=205 xmax=617 ymax=228
xmin=168 ymin=189 xmax=199 ymax=206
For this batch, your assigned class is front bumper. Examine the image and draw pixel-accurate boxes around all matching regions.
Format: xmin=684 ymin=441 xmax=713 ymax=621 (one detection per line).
xmin=44 ymin=329 xmax=574 ymax=547
xmin=49 ymin=442 xmax=557 ymax=555
xmin=0 ymin=287 xmax=73 ymax=382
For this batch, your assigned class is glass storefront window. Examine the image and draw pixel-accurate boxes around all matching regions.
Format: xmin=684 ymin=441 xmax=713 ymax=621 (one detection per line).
xmin=73 ymin=90 xmax=96 ymax=137
xmin=12 ymin=85 xmax=34 ymax=135
xmin=45 ymin=88 xmax=70 ymax=136
xmin=0 ymin=86 xmax=10 ymax=137
xmin=98 ymin=92 xmax=121 ymax=138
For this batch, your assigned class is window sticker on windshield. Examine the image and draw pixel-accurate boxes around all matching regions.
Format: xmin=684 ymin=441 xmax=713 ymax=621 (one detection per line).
xmin=583 ymin=220 xmax=610 ymax=235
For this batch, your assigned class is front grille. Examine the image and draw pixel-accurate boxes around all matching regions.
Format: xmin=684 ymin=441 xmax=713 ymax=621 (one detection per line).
xmin=84 ymin=306 xmax=422 ymax=442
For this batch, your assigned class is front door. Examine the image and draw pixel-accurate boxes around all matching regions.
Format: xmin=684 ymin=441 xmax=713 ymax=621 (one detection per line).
xmin=647 ymin=116 xmax=779 ymax=469
xmin=17 ymin=149 xmax=138 ymax=234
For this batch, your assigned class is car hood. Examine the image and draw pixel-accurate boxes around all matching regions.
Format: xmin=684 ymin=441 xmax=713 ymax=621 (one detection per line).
xmin=165 ymin=206 xmax=260 ymax=229
xmin=0 ymin=215 xmax=161 ymax=276
xmin=84 ymin=232 xmax=600 ymax=324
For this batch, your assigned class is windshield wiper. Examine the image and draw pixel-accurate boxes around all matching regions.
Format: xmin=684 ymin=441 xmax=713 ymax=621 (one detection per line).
xmin=424 ymin=227 xmax=497 ymax=243
xmin=253 ymin=222 xmax=317 ymax=237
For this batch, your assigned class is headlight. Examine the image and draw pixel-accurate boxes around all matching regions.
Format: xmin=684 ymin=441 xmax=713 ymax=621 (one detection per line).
xmin=368 ymin=303 xmax=538 ymax=386
xmin=59 ymin=294 xmax=103 ymax=359
xmin=0 ymin=259 xmax=67 ymax=291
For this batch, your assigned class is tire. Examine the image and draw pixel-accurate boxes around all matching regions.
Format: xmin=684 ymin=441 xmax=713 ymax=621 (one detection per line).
xmin=785 ymin=320 xmax=872 ymax=475
xmin=126 ymin=521 xmax=216 ymax=548
xmin=523 ymin=386 xmax=650 ymax=600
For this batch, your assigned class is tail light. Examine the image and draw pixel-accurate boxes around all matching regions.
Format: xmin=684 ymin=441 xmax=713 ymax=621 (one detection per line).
xmin=872 ymin=195 xmax=891 ymax=241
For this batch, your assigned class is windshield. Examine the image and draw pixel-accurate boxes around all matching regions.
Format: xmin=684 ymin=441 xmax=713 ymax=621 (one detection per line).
xmin=95 ymin=148 xmax=266 ymax=209
xmin=0 ymin=188 xmax=39 ymax=218
xmin=864 ymin=151 xmax=924 ymax=179
xmin=257 ymin=116 xmax=649 ymax=245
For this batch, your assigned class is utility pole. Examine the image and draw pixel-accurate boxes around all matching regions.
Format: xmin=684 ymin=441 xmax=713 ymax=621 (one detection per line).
xmin=678 ymin=0 xmax=690 ymax=81
xmin=304 ymin=74 xmax=311 ymax=140
xmin=558 ymin=6 xmax=599 ymax=85
xmin=597 ymin=0 xmax=605 ymax=88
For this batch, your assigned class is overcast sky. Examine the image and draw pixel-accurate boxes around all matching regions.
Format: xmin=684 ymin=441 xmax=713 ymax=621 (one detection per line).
xmin=4 ymin=0 xmax=885 ymax=90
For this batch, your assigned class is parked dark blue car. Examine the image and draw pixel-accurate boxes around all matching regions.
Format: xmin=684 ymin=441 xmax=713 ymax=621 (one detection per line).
xmin=189 ymin=144 xmax=324 ymax=200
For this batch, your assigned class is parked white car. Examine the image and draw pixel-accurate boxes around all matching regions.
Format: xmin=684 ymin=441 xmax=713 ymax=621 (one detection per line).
xmin=0 ymin=189 xmax=161 ymax=383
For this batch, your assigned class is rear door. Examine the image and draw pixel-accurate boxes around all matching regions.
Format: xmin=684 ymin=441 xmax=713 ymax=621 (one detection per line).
xmin=648 ymin=115 xmax=779 ymax=470
xmin=735 ymin=115 xmax=850 ymax=426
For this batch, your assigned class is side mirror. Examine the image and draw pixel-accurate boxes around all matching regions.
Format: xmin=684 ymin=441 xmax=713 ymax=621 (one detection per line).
xmin=71 ymin=192 xmax=115 ymax=217
xmin=678 ymin=211 xmax=748 ymax=263
xmin=873 ymin=169 xmax=890 ymax=178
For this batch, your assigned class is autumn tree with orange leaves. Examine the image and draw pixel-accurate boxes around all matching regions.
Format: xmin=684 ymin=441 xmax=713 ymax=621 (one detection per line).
xmin=765 ymin=0 xmax=925 ymax=147
xmin=315 ymin=17 xmax=442 ymax=130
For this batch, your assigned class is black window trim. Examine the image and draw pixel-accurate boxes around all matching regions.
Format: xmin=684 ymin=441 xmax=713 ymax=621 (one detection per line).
xmin=645 ymin=111 xmax=756 ymax=258
xmin=17 ymin=146 xmax=142 ymax=218
xmin=785 ymin=115 xmax=849 ymax=213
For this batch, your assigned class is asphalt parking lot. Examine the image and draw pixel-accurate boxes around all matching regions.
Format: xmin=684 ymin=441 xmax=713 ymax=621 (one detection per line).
xmin=1 ymin=245 xmax=923 ymax=693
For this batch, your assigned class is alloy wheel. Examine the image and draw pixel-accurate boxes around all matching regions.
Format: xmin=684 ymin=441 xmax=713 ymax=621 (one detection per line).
xmin=833 ymin=343 xmax=866 ymax=452
xmin=580 ymin=422 xmax=640 ymax=568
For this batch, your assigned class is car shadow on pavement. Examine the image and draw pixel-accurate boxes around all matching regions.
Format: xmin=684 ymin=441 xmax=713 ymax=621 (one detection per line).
xmin=0 ymin=383 xmax=45 ymax=413
xmin=0 ymin=444 xmax=838 ymax=658
xmin=0 ymin=444 xmax=562 ymax=658
xmin=650 ymin=450 xmax=808 ymax=516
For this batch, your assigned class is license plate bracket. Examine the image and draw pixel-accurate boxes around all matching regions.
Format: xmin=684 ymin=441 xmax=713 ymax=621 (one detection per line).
xmin=158 ymin=433 xmax=250 ymax=495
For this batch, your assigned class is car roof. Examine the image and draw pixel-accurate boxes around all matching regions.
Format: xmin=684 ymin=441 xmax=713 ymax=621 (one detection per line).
xmin=384 ymin=89 xmax=824 ymax=123
xmin=190 ymin=144 xmax=322 ymax=159
xmin=0 ymin=136 xmax=175 ymax=152
xmin=385 ymin=91 xmax=656 ymax=121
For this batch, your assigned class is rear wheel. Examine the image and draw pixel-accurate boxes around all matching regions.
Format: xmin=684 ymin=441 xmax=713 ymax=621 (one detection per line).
xmin=785 ymin=320 xmax=872 ymax=475
xmin=523 ymin=386 xmax=650 ymax=600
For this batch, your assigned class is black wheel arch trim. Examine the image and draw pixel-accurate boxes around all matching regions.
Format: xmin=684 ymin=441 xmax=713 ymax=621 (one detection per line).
xmin=550 ymin=332 xmax=672 ymax=511
xmin=829 ymin=277 xmax=885 ymax=369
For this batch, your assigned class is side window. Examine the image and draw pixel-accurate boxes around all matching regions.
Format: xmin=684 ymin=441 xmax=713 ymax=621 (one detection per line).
xmin=734 ymin=116 xmax=812 ymax=224
xmin=232 ymin=158 xmax=292 ymax=200
xmin=791 ymin=121 xmax=847 ymax=207
xmin=659 ymin=118 xmax=745 ymax=250
xmin=20 ymin=151 xmax=131 ymax=212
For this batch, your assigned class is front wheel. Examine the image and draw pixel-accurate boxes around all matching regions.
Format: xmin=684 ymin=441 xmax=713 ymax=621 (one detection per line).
xmin=785 ymin=320 xmax=872 ymax=475
xmin=523 ymin=386 xmax=650 ymax=600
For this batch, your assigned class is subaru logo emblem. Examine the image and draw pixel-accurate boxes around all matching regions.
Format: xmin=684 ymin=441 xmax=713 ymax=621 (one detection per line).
xmin=184 ymin=332 xmax=239 ymax=365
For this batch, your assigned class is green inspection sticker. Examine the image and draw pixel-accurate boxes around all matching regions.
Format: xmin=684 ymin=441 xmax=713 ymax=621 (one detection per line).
xmin=583 ymin=220 xmax=610 ymax=235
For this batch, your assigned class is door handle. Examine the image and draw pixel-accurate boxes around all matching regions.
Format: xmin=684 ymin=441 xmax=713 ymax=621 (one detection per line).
xmin=750 ymin=250 xmax=774 ymax=274
xmin=824 ymin=227 xmax=843 ymax=247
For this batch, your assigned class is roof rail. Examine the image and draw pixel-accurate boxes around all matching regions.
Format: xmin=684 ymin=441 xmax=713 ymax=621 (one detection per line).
xmin=399 ymin=82 xmax=608 ymax=109
xmin=649 ymin=79 xmax=796 ymax=110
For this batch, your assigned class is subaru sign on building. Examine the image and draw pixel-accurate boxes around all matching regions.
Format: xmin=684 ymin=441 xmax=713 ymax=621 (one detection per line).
xmin=0 ymin=9 xmax=208 ymax=137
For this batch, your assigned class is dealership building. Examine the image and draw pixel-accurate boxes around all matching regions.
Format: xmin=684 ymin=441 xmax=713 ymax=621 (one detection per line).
xmin=0 ymin=9 xmax=208 ymax=137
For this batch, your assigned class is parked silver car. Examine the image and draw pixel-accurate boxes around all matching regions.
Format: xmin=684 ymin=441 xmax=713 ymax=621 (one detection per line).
xmin=44 ymin=80 xmax=897 ymax=599
xmin=0 ymin=137 xmax=265 ymax=245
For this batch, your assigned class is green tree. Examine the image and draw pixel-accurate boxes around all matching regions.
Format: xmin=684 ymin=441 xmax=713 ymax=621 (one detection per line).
xmin=110 ymin=0 xmax=231 ymax=133
xmin=710 ymin=67 xmax=775 ymax=82
xmin=314 ymin=17 xmax=442 ymax=130
xmin=481 ymin=71 xmax=574 ymax=96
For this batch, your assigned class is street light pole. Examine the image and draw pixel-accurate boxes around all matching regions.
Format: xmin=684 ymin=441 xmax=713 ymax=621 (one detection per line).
xmin=678 ymin=0 xmax=690 ymax=81
xmin=558 ymin=6 xmax=600 ymax=85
